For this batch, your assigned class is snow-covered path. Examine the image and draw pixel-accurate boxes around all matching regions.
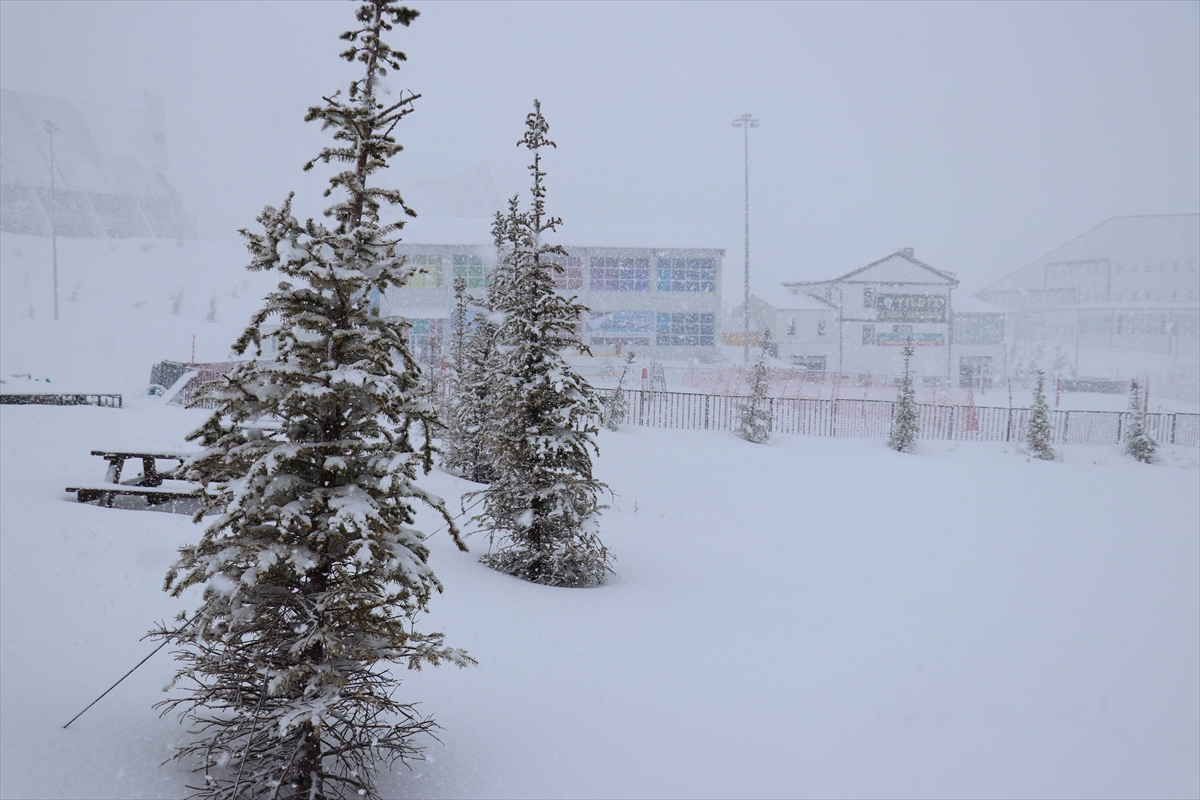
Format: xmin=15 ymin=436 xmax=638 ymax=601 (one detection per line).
xmin=1 ymin=403 xmax=1196 ymax=798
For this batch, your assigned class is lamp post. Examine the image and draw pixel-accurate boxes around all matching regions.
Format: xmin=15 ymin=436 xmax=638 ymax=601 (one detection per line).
xmin=44 ymin=119 xmax=59 ymax=321
xmin=732 ymin=113 xmax=759 ymax=362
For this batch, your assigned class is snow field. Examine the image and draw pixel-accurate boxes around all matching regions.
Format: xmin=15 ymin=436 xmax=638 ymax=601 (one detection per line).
xmin=1 ymin=401 xmax=1196 ymax=798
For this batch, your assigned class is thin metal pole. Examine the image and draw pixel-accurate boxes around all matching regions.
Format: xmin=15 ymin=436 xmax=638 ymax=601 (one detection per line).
xmin=45 ymin=120 xmax=59 ymax=320
xmin=732 ymin=114 xmax=759 ymax=363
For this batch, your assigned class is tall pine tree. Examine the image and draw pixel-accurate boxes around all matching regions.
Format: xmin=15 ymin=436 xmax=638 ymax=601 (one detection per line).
xmin=470 ymin=101 xmax=612 ymax=587
xmin=888 ymin=340 xmax=919 ymax=453
xmin=1026 ymin=369 xmax=1057 ymax=460
xmin=1124 ymin=378 xmax=1157 ymax=464
xmin=152 ymin=4 xmax=472 ymax=798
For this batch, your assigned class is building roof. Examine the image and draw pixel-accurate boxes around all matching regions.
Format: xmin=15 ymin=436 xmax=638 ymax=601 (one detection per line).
xmin=978 ymin=214 xmax=1200 ymax=296
xmin=783 ymin=248 xmax=959 ymax=289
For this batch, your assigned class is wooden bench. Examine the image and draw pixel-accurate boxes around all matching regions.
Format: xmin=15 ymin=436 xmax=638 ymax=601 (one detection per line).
xmin=65 ymin=483 xmax=200 ymax=506
xmin=67 ymin=449 xmax=199 ymax=507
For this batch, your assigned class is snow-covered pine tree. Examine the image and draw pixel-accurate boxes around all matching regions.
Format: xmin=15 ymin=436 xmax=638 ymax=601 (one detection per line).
xmin=1124 ymin=378 xmax=1157 ymax=464
xmin=471 ymin=100 xmax=612 ymax=587
xmin=602 ymin=352 xmax=635 ymax=432
xmin=888 ymin=340 xmax=919 ymax=453
xmin=1026 ymin=369 xmax=1056 ymax=460
xmin=151 ymin=4 xmax=473 ymax=798
xmin=440 ymin=276 xmax=495 ymax=482
xmin=736 ymin=329 xmax=773 ymax=444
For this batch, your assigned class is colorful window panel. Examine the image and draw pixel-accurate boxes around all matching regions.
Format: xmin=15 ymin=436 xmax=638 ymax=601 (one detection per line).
xmin=406 ymin=253 xmax=442 ymax=288
xmin=656 ymin=258 xmax=716 ymax=292
xmin=590 ymin=257 xmax=650 ymax=291
xmin=453 ymin=254 xmax=490 ymax=289
xmin=545 ymin=254 xmax=584 ymax=290
xmin=655 ymin=312 xmax=715 ymax=346
xmin=588 ymin=310 xmax=654 ymax=345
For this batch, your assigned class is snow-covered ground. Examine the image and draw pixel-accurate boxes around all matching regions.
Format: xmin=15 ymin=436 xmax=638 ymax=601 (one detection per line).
xmin=1 ymin=399 xmax=1197 ymax=799
xmin=1 ymin=231 xmax=1197 ymax=797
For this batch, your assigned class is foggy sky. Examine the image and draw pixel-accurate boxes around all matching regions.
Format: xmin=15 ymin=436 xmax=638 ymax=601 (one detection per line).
xmin=2 ymin=0 xmax=1197 ymax=298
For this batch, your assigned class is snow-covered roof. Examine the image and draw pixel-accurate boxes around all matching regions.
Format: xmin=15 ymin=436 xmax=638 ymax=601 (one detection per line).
xmin=783 ymin=248 xmax=958 ymax=289
xmin=979 ymin=214 xmax=1200 ymax=295
xmin=778 ymin=292 xmax=837 ymax=311
xmin=952 ymin=296 xmax=1004 ymax=314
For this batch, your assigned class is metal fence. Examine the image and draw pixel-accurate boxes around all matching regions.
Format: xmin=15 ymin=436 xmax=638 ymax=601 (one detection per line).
xmin=0 ymin=393 xmax=123 ymax=408
xmin=610 ymin=389 xmax=1200 ymax=447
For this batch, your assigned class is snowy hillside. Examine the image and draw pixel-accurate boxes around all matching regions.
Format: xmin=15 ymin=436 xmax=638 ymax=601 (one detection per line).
xmin=1 ymin=400 xmax=1197 ymax=798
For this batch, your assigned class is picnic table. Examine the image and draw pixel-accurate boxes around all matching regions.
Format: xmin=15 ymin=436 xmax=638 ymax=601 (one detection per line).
xmin=66 ymin=449 xmax=200 ymax=507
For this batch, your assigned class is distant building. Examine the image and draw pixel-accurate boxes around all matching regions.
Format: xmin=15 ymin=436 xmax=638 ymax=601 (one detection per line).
xmin=976 ymin=214 xmax=1199 ymax=365
xmin=0 ymin=89 xmax=193 ymax=240
xmin=380 ymin=243 xmax=724 ymax=364
xmin=772 ymin=248 xmax=1006 ymax=386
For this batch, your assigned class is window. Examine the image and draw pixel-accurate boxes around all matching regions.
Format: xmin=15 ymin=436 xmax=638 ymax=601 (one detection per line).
xmin=862 ymin=324 xmax=875 ymax=345
xmin=544 ymin=254 xmax=583 ymax=290
xmin=405 ymin=253 xmax=442 ymax=288
xmin=656 ymin=258 xmax=716 ymax=292
xmin=953 ymin=313 xmax=1003 ymax=344
xmin=792 ymin=355 xmax=826 ymax=371
xmin=590 ymin=257 xmax=649 ymax=291
xmin=453 ymin=254 xmax=490 ymax=289
xmin=589 ymin=310 xmax=654 ymax=345
xmin=405 ymin=318 xmax=446 ymax=364
xmin=656 ymin=313 xmax=715 ymax=346
xmin=863 ymin=287 xmax=875 ymax=308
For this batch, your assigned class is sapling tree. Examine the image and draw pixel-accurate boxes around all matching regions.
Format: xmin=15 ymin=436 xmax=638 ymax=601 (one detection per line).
xmin=470 ymin=101 xmax=612 ymax=587
xmin=1124 ymin=378 xmax=1157 ymax=464
xmin=1026 ymin=369 xmax=1056 ymax=460
xmin=151 ymin=4 xmax=472 ymax=798
xmin=441 ymin=276 xmax=495 ymax=482
xmin=602 ymin=352 xmax=635 ymax=432
xmin=888 ymin=340 xmax=919 ymax=453
xmin=737 ymin=329 xmax=773 ymax=444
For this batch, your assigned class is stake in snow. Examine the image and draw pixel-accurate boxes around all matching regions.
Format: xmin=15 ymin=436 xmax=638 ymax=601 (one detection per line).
xmin=151 ymin=4 xmax=473 ymax=798
xmin=469 ymin=101 xmax=613 ymax=587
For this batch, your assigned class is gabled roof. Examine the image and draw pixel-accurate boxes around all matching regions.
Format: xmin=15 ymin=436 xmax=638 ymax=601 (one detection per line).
xmin=779 ymin=292 xmax=838 ymax=311
xmin=782 ymin=249 xmax=959 ymax=289
xmin=977 ymin=214 xmax=1199 ymax=295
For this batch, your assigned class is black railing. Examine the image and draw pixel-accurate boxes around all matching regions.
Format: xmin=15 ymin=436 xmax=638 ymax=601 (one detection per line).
xmin=610 ymin=389 xmax=1199 ymax=447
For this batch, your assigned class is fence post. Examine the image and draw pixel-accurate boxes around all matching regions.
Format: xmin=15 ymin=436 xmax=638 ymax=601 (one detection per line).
xmin=1063 ymin=410 xmax=1070 ymax=444
xmin=704 ymin=394 xmax=710 ymax=430
xmin=1171 ymin=413 xmax=1177 ymax=445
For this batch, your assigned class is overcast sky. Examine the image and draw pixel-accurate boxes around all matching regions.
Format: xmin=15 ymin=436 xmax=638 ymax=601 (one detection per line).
xmin=2 ymin=0 xmax=1197 ymax=298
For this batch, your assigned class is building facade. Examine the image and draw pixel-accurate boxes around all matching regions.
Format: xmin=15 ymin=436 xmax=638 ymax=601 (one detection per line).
xmin=380 ymin=243 xmax=724 ymax=364
xmin=778 ymin=248 xmax=1006 ymax=386
xmin=976 ymin=214 xmax=1200 ymax=366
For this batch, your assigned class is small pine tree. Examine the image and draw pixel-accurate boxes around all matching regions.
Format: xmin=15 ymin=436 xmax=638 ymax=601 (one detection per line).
xmin=151 ymin=5 xmax=473 ymax=798
xmin=1026 ymin=369 xmax=1056 ymax=460
xmin=441 ymin=276 xmax=495 ymax=482
xmin=471 ymin=101 xmax=612 ymax=587
xmin=888 ymin=340 xmax=919 ymax=453
xmin=602 ymin=352 xmax=635 ymax=432
xmin=737 ymin=329 xmax=773 ymax=444
xmin=1124 ymin=378 xmax=1157 ymax=464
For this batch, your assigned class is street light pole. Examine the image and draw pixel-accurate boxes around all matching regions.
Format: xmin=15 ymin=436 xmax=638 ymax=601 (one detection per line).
xmin=44 ymin=119 xmax=59 ymax=321
xmin=732 ymin=113 xmax=759 ymax=363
